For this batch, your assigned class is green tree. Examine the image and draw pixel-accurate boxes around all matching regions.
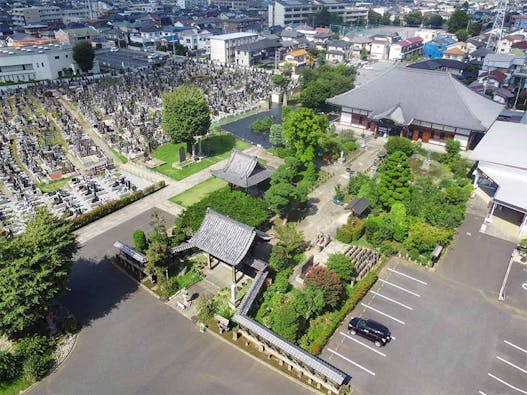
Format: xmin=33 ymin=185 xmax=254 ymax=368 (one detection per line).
xmin=269 ymin=299 xmax=300 ymax=342
xmin=387 ymin=202 xmax=408 ymax=242
xmin=271 ymin=74 xmax=289 ymax=90
xmin=404 ymin=222 xmax=453 ymax=255
xmin=382 ymin=12 xmax=392 ymax=25
xmin=348 ymin=173 xmax=371 ymax=195
xmin=455 ymin=29 xmax=469 ymax=42
xmin=0 ymin=208 xmax=78 ymax=337
xmin=385 ymin=136 xmax=415 ymax=157
xmin=299 ymin=80 xmax=331 ymax=110
xmin=275 ymin=223 xmax=304 ymax=259
xmin=269 ymin=245 xmax=289 ymax=272
xmin=292 ymin=287 xmax=325 ymax=320
xmin=314 ymin=6 xmax=342 ymax=26
xmin=445 ymin=138 xmax=461 ymax=157
xmin=378 ymin=151 xmax=411 ymax=208
xmin=161 ymin=86 xmax=210 ymax=151
xmin=72 ymin=40 xmax=95 ymax=72
xmin=251 ymin=116 xmax=272 ymax=132
xmin=265 ymin=182 xmax=298 ymax=216
xmin=326 ymin=253 xmax=354 ymax=283
xmin=468 ymin=21 xmax=481 ymax=36
xmin=423 ymin=13 xmax=443 ymax=27
xmin=368 ymin=10 xmax=383 ymax=25
xmin=393 ymin=16 xmax=401 ymax=26
xmin=133 ymin=229 xmax=148 ymax=253
xmin=360 ymin=47 xmax=368 ymax=60
xmin=0 ymin=351 xmax=20 ymax=382
xmin=145 ymin=212 xmax=172 ymax=280
xmin=447 ymin=9 xmax=469 ymax=33
xmin=269 ymin=124 xmax=285 ymax=146
xmin=174 ymin=43 xmax=189 ymax=56
xmin=282 ymin=108 xmax=328 ymax=165
xmin=404 ymin=10 xmax=423 ymax=26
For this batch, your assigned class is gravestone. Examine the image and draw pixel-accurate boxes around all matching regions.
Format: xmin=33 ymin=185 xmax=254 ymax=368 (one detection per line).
xmin=178 ymin=146 xmax=185 ymax=163
xmin=421 ymin=151 xmax=431 ymax=170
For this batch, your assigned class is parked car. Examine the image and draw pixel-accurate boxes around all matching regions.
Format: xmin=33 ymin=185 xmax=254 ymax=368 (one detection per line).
xmin=348 ymin=317 xmax=391 ymax=347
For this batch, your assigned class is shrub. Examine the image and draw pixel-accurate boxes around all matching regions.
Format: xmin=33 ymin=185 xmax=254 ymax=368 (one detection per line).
xmin=336 ymin=217 xmax=365 ymax=244
xmin=336 ymin=226 xmax=353 ymax=244
xmin=269 ymin=302 xmax=301 ymax=342
xmin=445 ymin=139 xmax=461 ymax=157
xmin=250 ymin=116 xmax=272 ymax=132
xmin=0 ymin=351 xmax=21 ymax=382
xmin=269 ymin=245 xmax=289 ymax=272
xmin=385 ymin=136 xmax=415 ymax=157
xmin=196 ymin=295 xmax=215 ymax=323
xmin=14 ymin=336 xmax=53 ymax=361
xmin=404 ymin=221 xmax=454 ymax=256
xmin=61 ymin=317 xmax=80 ymax=334
xmin=71 ymin=181 xmax=165 ymax=230
xmin=22 ymin=353 xmax=53 ymax=381
xmin=133 ymin=230 xmax=148 ymax=253
xmin=380 ymin=240 xmax=398 ymax=256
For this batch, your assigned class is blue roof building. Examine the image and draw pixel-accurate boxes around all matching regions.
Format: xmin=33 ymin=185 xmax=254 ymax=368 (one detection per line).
xmin=423 ymin=35 xmax=457 ymax=59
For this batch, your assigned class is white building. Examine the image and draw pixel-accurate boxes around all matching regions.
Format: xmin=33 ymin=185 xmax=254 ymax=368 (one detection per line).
xmin=268 ymin=0 xmax=367 ymax=27
xmin=370 ymin=38 xmax=390 ymax=60
xmin=415 ymin=29 xmax=442 ymax=43
xmin=388 ymin=36 xmax=423 ymax=61
xmin=10 ymin=6 xmax=90 ymax=27
xmin=179 ymin=29 xmax=212 ymax=53
xmin=470 ymin=121 xmax=527 ymax=236
xmin=210 ymin=32 xmax=258 ymax=65
xmin=0 ymin=44 xmax=88 ymax=83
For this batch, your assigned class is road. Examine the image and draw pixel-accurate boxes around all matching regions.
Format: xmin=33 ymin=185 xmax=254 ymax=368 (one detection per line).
xmin=31 ymin=208 xmax=305 ymax=395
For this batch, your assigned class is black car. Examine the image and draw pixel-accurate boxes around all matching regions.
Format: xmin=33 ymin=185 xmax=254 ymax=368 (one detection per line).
xmin=348 ymin=317 xmax=391 ymax=347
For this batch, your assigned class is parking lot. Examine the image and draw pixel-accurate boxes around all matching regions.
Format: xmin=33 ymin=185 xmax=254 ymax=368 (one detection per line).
xmin=321 ymin=258 xmax=527 ymax=395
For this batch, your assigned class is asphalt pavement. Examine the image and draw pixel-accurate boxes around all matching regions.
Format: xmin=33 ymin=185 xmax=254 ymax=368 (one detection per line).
xmin=31 ymin=208 xmax=305 ymax=395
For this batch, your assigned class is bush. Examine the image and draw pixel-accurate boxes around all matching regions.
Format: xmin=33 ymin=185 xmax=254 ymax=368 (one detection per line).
xmin=173 ymin=188 xmax=269 ymax=243
xmin=385 ymin=136 xmax=415 ymax=157
xmin=196 ymin=295 xmax=215 ymax=323
xmin=71 ymin=182 xmax=165 ymax=230
xmin=404 ymin=221 xmax=454 ymax=256
xmin=269 ymin=245 xmax=289 ymax=272
xmin=336 ymin=217 xmax=365 ymax=244
xmin=133 ymin=230 xmax=148 ymax=253
xmin=304 ymin=266 xmax=343 ymax=309
xmin=0 ymin=351 xmax=21 ymax=382
xmin=250 ymin=117 xmax=272 ymax=132
xmin=22 ymin=353 xmax=53 ymax=381
xmin=380 ymin=240 xmax=398 ymax=256
xmin=60 ymin=317 xmax=80 ymax=334
xmin=14 ymin=336 xmax=53 ymax=361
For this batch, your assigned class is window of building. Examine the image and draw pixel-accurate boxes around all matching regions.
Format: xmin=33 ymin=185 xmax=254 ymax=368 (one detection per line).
xmin=55 ymin=55 xmax=60 ymax=59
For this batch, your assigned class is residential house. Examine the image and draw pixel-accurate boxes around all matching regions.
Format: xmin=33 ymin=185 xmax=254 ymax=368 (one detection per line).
xmin=343 ymin=35 xmax=372 ymax=57
xmin=179 ymin=28 xmax=212 ymax=53
xmin=512 ymin=15 xmax=527 ymax=30
xmin=370 ymin=38 xmax=390 ymax=60
xmin=325 ymin=39 xmax=352 ymax=64
xmin=423 ymin=35 xmax=456 ymax=58
xmin=442 ymin=46 xmax=466 ymax=61
xmin=130 ymin=25 xmax=162 ymax=47
xmin=235 ymin=37 xmax=281 ymax=66
xmin=496 ymin=33 xmax=527 ymax=54
xmin=388 ymin=36 xmax=423 ymax=61
xmin=415 ymin=29 xmax=442 ymax=43
xmin=284 ymin=48 xmax=309 ymax=70
xmin=54 ymin=26 xmax=101 ymax=45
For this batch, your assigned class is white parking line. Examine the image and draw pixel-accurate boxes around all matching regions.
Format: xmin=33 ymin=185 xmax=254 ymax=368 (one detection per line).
xmin=378 ymin=279 xmax=421 ymax=297
xmin=339 ymin=332 xmax=387 ymax=357
xmin=478 ymin=390 xmax=487 ymax=395
xmin=370 ymin=291 xmax=414 ymax=310
xmin=388 ymin=268 xmax=428 ymax=285
xmin=504 ymin=340 xmax=527 ymax=354
xmin=328 ymin=348 xmax=376 ymax=376
xmin=361 ymin=303 xmax=405 ymax=325
xmin=488 ymin=373 xmax=527 ymax=394
xmin=497 ymin=356 xmax=527 ymax=375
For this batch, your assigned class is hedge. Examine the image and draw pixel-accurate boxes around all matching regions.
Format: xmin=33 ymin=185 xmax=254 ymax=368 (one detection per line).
xmin=303 ymin=267 xmax=380 ymax=355
xmin=336 ymin=217 xmax=365 ymax=244
xmin=71 ymin=181 xmax=165 ymax=230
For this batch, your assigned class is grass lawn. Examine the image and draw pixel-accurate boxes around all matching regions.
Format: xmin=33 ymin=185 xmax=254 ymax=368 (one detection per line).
xmin=0 ymin=376 xmax=32 ymax=395
xmin=37 ymin=177 xmax=72 ymax=193
xmin=151 ymin=133 xmax=251 ymax=181
xmin=110 ymin=147 xmax=128 ymax=164
xmin=169 ymin=177 xmax=227 ymax=207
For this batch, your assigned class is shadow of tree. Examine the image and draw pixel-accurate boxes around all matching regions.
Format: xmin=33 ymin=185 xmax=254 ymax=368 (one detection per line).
xmin=60 ymin=255 xmax=139 ymax=327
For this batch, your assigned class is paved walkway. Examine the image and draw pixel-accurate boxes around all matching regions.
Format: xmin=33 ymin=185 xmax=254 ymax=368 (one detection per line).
xmin=76 ymin=146 xmax=277 ymax=245
xmin=296 ymin=140 xmax=384 ymax=244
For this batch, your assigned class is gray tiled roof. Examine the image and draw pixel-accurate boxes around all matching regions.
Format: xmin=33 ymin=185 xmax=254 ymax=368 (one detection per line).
xmin=211 ymin=150 xmax=274 ymax=188
xmin=327 ymin=67 xmax=503 ymax=131
xmin=173 ymin=209 xmax=256 ymax=266
xmin=232 ymin=314 xmax=348 ymax=386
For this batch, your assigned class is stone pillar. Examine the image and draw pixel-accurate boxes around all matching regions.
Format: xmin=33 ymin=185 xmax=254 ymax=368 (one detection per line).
xmin=231 ymin=265 xmax=236 ymax=283
xmin=520 ymin=213 xmax=527 ymax=235
xmin=473 ymin=170 xmax=480 ymax=188
xmin=208 ymin=254 xmax=212 ymax=270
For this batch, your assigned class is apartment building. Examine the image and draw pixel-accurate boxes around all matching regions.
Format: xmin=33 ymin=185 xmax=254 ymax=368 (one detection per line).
xmin=10 ymin=6 xmax=90 ymax=27
xmin=210 ymin=32 xmax=258 ymax=64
